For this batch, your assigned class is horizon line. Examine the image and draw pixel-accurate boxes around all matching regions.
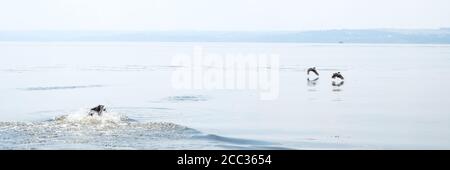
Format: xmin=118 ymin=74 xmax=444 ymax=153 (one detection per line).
xmin=1 ymin=27 xmax=450 ymax=32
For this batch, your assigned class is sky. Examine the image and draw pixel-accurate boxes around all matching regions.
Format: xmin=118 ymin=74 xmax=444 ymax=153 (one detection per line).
xmin=0 ymin=0 xmax=449 ymax=31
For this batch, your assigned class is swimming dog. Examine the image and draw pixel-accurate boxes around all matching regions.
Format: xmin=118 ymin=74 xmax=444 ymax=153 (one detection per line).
xmin=89 ymin=105 xmax=106 ymax=116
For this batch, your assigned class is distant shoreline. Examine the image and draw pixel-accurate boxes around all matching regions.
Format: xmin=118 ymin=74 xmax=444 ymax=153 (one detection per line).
xmin=1 ymin=29 xmax=450 ymax=44
xmin=1 ymin=41 xmax=450 ymax=46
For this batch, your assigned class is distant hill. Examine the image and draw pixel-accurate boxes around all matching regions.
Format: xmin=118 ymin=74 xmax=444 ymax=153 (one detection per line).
xmin=1 ymin=29 xmax=450 ymax=44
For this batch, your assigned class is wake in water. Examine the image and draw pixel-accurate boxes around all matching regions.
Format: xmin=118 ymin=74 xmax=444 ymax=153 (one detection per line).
xmin=20 ymin=85 xmax=104 ymax=91
xmin=0 ymin=108 xmax=285 ymax=150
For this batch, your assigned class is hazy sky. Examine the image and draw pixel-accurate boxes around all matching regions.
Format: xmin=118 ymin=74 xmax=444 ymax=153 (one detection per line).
xmin=1 ymin=0 xmax=449 ymax=31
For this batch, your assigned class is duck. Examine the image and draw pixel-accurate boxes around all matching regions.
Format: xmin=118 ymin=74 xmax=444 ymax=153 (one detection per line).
xmin=307 ymin=67 xmax=319 ymax=76
xmin=331 ymin=72 xmax=344 ymax=80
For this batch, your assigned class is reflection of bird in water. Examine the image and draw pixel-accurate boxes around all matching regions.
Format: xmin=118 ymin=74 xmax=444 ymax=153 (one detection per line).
xmin=332 ymin=72 xmax=344 ymax=80
xmin=307 ymin=77 xmax=319 ymax=87
xmin=332 ymin=81 xmax=344 ymax=87
xmin=307 ymin=67 xmax=319 ymax=76
xmin=332 ymin=79 xmax=344 ymax=92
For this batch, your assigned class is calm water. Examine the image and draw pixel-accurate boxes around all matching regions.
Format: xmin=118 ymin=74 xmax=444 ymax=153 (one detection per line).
xmin=0 ymin=42 xmax=449 ymax=149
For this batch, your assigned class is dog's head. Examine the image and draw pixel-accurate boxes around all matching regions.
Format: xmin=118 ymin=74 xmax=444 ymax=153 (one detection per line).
xmin=99 ymin=105 xmax=106 ymax=111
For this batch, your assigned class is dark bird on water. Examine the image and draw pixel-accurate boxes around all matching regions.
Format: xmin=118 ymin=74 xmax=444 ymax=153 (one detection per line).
xmin=332 ymin=72 xmax=344 ymax=80
xmin=307 ymin=67 xmax=319 ymax=76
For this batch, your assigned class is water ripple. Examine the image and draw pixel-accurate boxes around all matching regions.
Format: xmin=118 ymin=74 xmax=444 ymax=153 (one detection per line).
xmin=19 ymin=85 xmax=104 ymax=91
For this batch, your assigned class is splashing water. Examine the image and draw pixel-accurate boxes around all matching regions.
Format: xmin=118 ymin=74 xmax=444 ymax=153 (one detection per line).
xmin=0 ymin=109 xmax=285 ymax=150
xmin=54 ymin=109 xmax=130 ymax=125
xmin=0 ymin=109 xmax=205 ymax=149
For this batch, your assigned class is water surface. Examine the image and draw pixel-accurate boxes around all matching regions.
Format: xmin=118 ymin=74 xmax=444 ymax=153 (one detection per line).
xmin=1 ymin=42 xmax=449 ymax=149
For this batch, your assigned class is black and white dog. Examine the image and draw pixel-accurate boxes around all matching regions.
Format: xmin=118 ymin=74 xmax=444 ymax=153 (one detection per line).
xmin=89 ymin=105 xmax=106 ymax=116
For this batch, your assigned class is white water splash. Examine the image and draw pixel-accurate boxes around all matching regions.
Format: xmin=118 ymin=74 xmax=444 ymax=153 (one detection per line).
xmin=54 ymin=108 xmax=129 ymax=125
